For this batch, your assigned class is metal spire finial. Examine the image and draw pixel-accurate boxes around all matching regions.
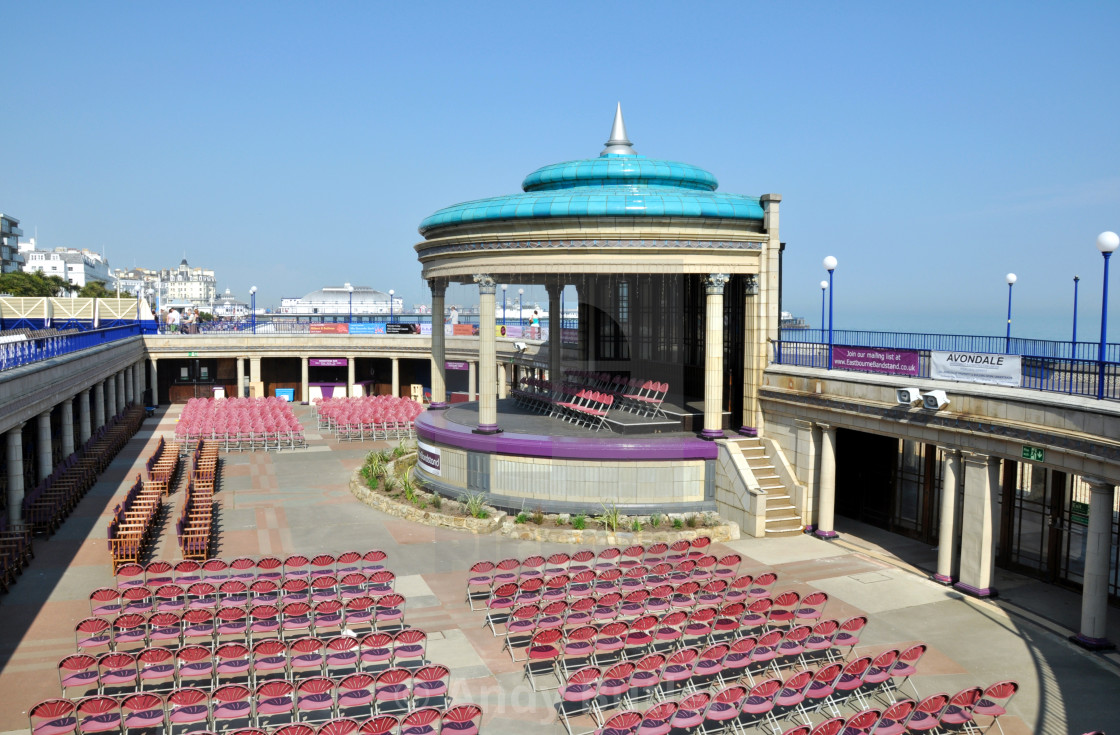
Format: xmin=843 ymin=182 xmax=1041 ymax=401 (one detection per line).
xmin=601 ymin=102 xmax=636 ymax=156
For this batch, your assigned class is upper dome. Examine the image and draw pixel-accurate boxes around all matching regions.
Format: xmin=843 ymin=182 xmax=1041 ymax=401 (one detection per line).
xmin=418 ymin=105 xmax=763 ymax=236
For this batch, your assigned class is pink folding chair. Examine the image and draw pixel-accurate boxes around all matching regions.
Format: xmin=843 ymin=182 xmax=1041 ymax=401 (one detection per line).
xmin=326 ymin=636 xmax=360 ymax=677
xmin=699 ymin=685 xmax=747 ymax=735
xmin=768 ymin=590 xmax=801 ymax=627
xmin=336 ymin=673 xmax=376 ymax=718
xmin=215 ymin=643 xmax=252 ymax=684
xmin=669 ymin=692 xmax=711 ymax=732
xmin=906 ymin=692 xmax=950 ymax=733
xmin=466 ymin=561 xmax=495 ymax=610
xmin=623 ymin=654 xmax=665 ymax=708
xmin=360 ymin=632 xmax=394 ymax=673
xmin=250 ymin=639 xmax=288 ymax=684
xmin=115 ymin=563 xmax=146 ymax=590
xmin=314 ymin=599 xmax=346 ymax=637
xmin=290 ymin=637 xmax=327 ymax=678
xmin=885 ymin=642 xmax=927 ymax=699
xmin=136 ymin=647 xmax=175 ymax=692
xmin=399 ymin=708 xmax=441 ymax=735
xmin=97 ymin=651 xmax=139 ymax=694
xmin=973 ymin=680 xmax=1019 ymax=735
xmin=524 ymin=628 xmax=563 ymax=691
xmin=276 ymin=723 xmax=315 ymax=735
xmin=412 ymin=664 xmax=451 ymax=708
xmin=739 ymin=677 xmax=783 ymax=733
xmin=121 ymin=692 xmax=165 ymax=731
xmin=373 ymin=668 xmax=412 ymax=714
xmin=821 ymin=656 xmax=872 ymax=716
xmin=636 ymin=701 xmax=677 ymax=735
xmin=75 ymin=696 xmax=121 ymax=735
xmin=718 ymin=635 xmax=757 ymax=686
xmin=393 ymin=628 xmax=427 ymax=669
xmin=723 ymin=574 xmax=754 ymax=605
xmin=167 ymin=687 xmax=210 ymax=733
xmin=772 ymin=669 xmax=814 ymax=724
xmin=594 ymin=711 xmax=642 ymax=735
xmin=29 ymin=699 xmax=77 ymax=735
xmin=660 ymin=647 xmax=699 ymax=697
xmin=75 ymin=618 xmax=112 ymax=654
xmin=89 ymin=588 xmax=122 ymax=617
xmin=873 ymin=699 xmax=917 ymax=735
xmin=296 ymin=677 xmax=337 ymax=722
xmin=361 ymin=550 xmax=388 ymax=574
xmin=176 ymin=645 xmax=215 ymax=688
xmin=692 ymin=643 xmax=730 ymax=688
xmin=58 ymin=654 xmax=99 ymax=698
xmin=212 ymin=684 xmax=253 ymax=731
xmin=317 ymin=719 xmax=360 ymax=735
xmin=855 ymin=648 xmax=899 ymax=707
xmin=359 ymin=715 xmax=399 ymax=735
xmin=833 ymin=616 xmax=868 ymax=659
xmin=254 ymin=680 xmax=296 ymax=726
xmin=558 ymin=666 xmax=602 ymax=735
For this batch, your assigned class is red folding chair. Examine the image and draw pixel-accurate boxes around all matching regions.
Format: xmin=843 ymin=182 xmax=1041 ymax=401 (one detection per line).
xmin=254 ymin=680 xmax=296 ymax=726
xmin=336 ymin=673 xmax=376 ymax=718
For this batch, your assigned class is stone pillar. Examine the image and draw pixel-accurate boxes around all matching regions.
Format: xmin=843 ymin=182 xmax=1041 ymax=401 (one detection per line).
xmin=1073 ymin=477 xmax=1117 ymax=650
xmin=497 ymin=362 xmax=507 ymax=400
xmin=61 ymin=398 xmax=75 ymax=458
xmin=37 ymin=410 xmax=53 ymax=483
xmin=740 ymin=274 xmax=761 ymax=435
xmin=474 ymin=273 xmax=500 ymax=433
xmin=391 ymin=357 xmax=400 ymax=398
xmin=301 ymin=357 xmax=309 ymax=403
xmin=468 ymin=361 xmax=477 ymax=402
xmin=429 ymin=280 xmax=448 ymax=409
xmin=137 ymin=362 xmax=145 ymax=401
xmin=547 ymin=281 xmax=563 ymax=389
xmin=814 ymin=423 xmax=838 ymax=539
xmin=347 ymin=357 xmax=356 ymax=397
xmin=955 ymin=452 xmax=1000 ymax=598
xmin=702 ymin=273 xmax=729 ymax=439
xmin=124 ymin=366 xmax=133 ymax=406
xmin=116 ymin=371 xmax=126 ymax=413
xmin=150 ymin=358 xmax=159 ymax=406
xmin=105 ymin=376 xmax=117 ymax=421
xmin=236 ymin=357 xmax=245 ymax=398
xmin=78 ymin=389 xmax=92 ymax=445
xmin=6 ymin=426 xmax=25 ymax=525
xmin=249 ymin=357 xmax=262 ymax=398
xmin=94 ymin=382 xmax=106 ymax=430
xmin=934 ymin=449 xmax=962 ymax=584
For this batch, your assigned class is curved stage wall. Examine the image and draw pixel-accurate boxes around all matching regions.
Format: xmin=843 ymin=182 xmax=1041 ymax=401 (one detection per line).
xmin=413 ymin=408 xmax=718 ymax=515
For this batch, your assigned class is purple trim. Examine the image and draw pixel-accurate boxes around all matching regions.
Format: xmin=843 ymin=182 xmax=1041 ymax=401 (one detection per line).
xmin=428 ymin=402 xmax=450 ymax=410
xmin=700 ymin=429 xmax=724 ymax=440
xmin=1070 ymin=633 xmax=1116 ymax=651
xmin=932 ymin=573 xmax=954 ymax=585
xmin=814 ymin=529 xmax=838 ymax=540
xmin=416 ymin=411 xmax=719 ymax=461
xmin=473 ymin=423 xmax=503 ymax=435
xmin=738 ymin=426 xmax=758 ymax=437
xmin=953 ymin=581 xmax=995 ymax=598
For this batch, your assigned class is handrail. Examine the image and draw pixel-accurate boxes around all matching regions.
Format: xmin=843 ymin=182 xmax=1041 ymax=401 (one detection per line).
xmin=0 ymin=324 xmax=147 ymax=373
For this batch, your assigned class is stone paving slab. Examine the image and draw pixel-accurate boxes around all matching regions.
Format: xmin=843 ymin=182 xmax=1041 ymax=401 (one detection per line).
xmin=0 ymin=403 xmax=1116 ymax=733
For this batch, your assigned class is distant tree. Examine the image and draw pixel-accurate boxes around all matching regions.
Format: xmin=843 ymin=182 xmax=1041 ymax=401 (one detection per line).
xmin=0 ymin=271 xmax=77 ymax=296
xmin=78 ymin=280 xmax=112 ymax=298
xmin=198 ymin=311 xmax=214 ymax=322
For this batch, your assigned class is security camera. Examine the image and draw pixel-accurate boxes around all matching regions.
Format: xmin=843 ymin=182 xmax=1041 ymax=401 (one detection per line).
xmin=514 ymin=341 xmax=527 ymax=351
xmin=922 ymin=390 xmax=950 ymax=410
xmin=896 ymin=387 xmax=923 ymax=406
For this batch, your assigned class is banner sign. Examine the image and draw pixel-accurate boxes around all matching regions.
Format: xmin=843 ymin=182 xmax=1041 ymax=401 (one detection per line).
xmin=931 ymin=351 xmax=1021 ymax=387
xmin=348 ymin=323 xmax=383 ymax=335
xmin=386 ymin=323 xmax=419 ymax=335
xmin=452 ymin=324 xmax=476 ymax=336
xmin=499 ymin=325 xmax=524 ymax=338
xmin=832 ymin=346 xmax=920 ymax=376
xmin=310 ymin=323 xmax=348 ymax=334
xmin=420 ymin=323 xmax=432 ymax=335
xmin=445 ymin=360 xmax=469 ymax=371
xmin=417 ymin=441 xmax=441 ymax=476
xmin=310 ymin=358 xmax=347 ymax=367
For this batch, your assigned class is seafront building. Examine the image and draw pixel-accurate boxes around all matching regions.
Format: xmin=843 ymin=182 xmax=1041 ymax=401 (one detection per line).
xmin=279 ymin=285 xmax=404 ymax=320
xmin=19 ymin=238 xmax=113 ymax=289
xmin=0 ymin=214 xmax=24 ymax=274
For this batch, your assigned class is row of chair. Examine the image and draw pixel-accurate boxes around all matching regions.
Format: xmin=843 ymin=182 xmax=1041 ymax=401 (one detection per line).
xmin=114 ymin=551 xmax=390 ymax=589
xmin=23 ymin=405 xmax=145 ymax=535
xmin=107 ymin=475 xmax=163 ymax=573
xmin=175 ymin=397 xmax=306 ymax=453
xmin=178 ymin=477 xmax=215 ymax=561
xmin=62 ymin=629 xmax=435 ymax=696
xmin=77 ymin=595 xmax=409 ymax=652
xmin=0 ymin=516 xmax=34 ymax=593
xmin=29 ymin=689 xmax=483 ymax=735
xmin=94 ymin=572 xmax=399 ymax=617
xmin=563 ymin=370 xmax=670 ymax=418
xmin=144 ymin=436 xmax=181 ymax=496
xmin=552 ymin=389 xmax=615 ymax=431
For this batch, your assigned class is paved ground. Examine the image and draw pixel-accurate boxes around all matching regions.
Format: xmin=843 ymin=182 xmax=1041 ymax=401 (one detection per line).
xmin=1 ymin=403 xmax=1118 ymax=734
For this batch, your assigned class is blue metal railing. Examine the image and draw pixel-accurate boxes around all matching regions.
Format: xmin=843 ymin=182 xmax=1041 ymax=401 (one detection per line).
xmin=775 ymin=329 xmax=1120 ymax=400
xmin=0 ymin=324 xmax=145 ymax=373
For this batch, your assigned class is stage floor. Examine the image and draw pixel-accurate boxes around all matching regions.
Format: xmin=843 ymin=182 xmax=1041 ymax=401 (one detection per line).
xmin=445 ymin=398 xmax=694 ymax=437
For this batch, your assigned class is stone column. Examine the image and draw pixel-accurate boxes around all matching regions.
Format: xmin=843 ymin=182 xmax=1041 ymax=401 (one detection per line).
xmin=702 ymin=273 xmax=729 ymax=439
xmin=934 ymin=449 xmax=962 ymax=584
xmin=391 ymin=357 xmax=400 ymax=398
xmin=116 ymin=371 xmax=126 ymax=413
xmin=150 ymin=358 xmax=159 ymax=406
xmin=236 ymin=357 xmax=245 ymax=398
xmin=814 ymin=423 xmax=838 ymax=539
xmin=6 ymin=426 xmax=25 ymax=525
xmin=474 ymin=273 xmax=500 ymax=433
xmin=468 ymin=361 xmax=477 ymax=402
xmin=547 ymin=281 xmax=563 ymax=388
xmin=497 ymin=362 xmax=507 ymax=400
xmin=955 ymin=452 xmax=1000 ymax=598
xmin=136 ymin=362 xmax=145 ymax=401
xmin=740 ymin=275 xmax=761 ymax=436
xmin=105 ymin=376 xmax=117 ymax=421
xmin=301 ymin=357 xmax=309 ymax=404
xmin=61 ymin=398 xmax=75 ymax=458
xmin=1073 ymin=477 xmax=1117 ymax=650
xmin=78 ymin=389 xmax=92 ymax=445
xmin=249 ymin=357 xmax=262 ymax=398
xmin=37 ymin=410 xmax=53 ymax=483
xmin=429 ymin=280 xmax=448 ymax=408
xmin=347 ymin=357 xmax=356 ymax=397
xmin=94 ymin=382 xmax=106 ymax=429
xmin=124 ymin=366 xmax=133 ymax=406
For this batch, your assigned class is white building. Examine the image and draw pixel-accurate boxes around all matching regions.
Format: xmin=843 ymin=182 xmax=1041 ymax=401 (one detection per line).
xmin=159 ymin=258 xmax=217 ymax=307
xmin=0 ymin=214 xmax=23 ymax=274
xmin=19 ymin=238 xmax=113 ymax=289
xmin=279 ymin=285 xmax=403 ymax=318
xmin=211 ymin=288 xmax=251 ymax=318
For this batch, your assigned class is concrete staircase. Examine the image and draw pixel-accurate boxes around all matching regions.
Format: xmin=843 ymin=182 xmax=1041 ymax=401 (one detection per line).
xmin=729 ymin=437 xmax=803 ymax=537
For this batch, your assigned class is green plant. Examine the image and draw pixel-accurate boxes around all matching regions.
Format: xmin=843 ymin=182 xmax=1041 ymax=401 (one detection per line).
xmin=631 ymin=519 xmax=643 ymax=532
xmin=463 ymin=492 xmax=489 ymax=519
xmin=382 ymin=475 xmax=399 ymax=493
xmin=416 ymin=499 xmax=427 ymax=509
xmin=649 ymin=513 xmax=662 ymax=529
xmin=572 ymin=514 xmax=586 ymax=530
xmin=531 ymin=506 xmax=545 ymax=525
xmin=515 ymin=512 xmax=528 ymax=524
xmin=402 ymin=478 xmax=417 ymax=504
xmin=595 ymin=502 xmax=622 ymax=533
xmin=673 ymin=517 xmax=684 ymax=530
xmin=685 ymin=514 xmax=698 ymax=529
xmin=431 ymin=495 xmax=442 ymax=510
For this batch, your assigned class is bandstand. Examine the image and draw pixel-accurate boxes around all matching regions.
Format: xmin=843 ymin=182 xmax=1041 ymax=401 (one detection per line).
xmin=413 ymin=106 xmax=782 ymax=514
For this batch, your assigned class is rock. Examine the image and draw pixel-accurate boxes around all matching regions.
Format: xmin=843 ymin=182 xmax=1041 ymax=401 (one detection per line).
xmin=557 ymin=513 xmax=570 ymax=525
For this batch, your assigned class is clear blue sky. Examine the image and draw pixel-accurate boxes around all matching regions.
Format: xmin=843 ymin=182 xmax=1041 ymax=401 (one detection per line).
xmin=4 ymin=2 xmax=1118 ymax=340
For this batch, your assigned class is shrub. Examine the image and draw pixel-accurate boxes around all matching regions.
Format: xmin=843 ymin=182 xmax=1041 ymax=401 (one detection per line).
xmin=685 ymin=514 xmax=698 ymax=528
xmin=649 ymin=513 xmax=662 ymax=529
xmin=431 ymin=495 xmax=442 ymax=510
xmin=383 ymin=475 xmax=399 ymax=493
xmin=463 ymin=492 xmax=489 ymax=519
xmin=596 ymin=502 xmax=621 ymax=533
xmin=392 ymin=444 xmax=407 ymax=459
xmin=515 ymin=512 xmax=528 ymax=524
xmin=572 ymin=514 xmax=587 ymax=530
xmin=402 ymin=478 xmax=417 ymax=504
xmin=672 ymin=517 xmax=684 ymax=530
xmin=531 ymin=507 xmax=545 ymax=525
xmin=631 ymin=519 xmax=643 ymax=532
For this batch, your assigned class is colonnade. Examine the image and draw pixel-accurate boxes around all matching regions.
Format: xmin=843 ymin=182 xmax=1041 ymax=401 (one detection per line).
xmin=5 ymin=359 xmax=148 ymax=525
xmin=808 ymin=422 xmax=1117 ymax=651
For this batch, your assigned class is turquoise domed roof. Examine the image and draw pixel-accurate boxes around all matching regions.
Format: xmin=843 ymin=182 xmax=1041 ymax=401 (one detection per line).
xmin=418 ymin=107 xmax=763 ymax=236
